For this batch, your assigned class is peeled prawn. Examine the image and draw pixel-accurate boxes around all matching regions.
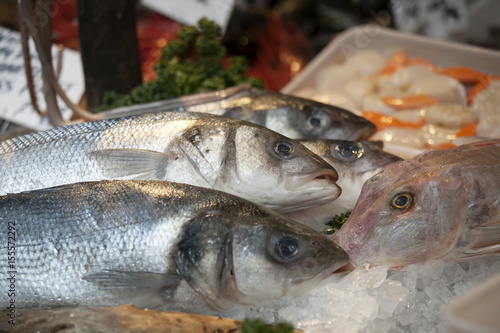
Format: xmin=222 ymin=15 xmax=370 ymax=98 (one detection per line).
xmin=372 ymin=51 xmax=437 ymax=78
xmin=382 ymin=95 xmax=439 ymax=110
xmin=439 ymin=66 xmax=490 ymax=84
xmin=371 ymin=123 xmax=478 ymax=157
xmin=290 ymin=48 xmax=497 ymax=156
xmin=391 ymin=65 xmax=438 ymax=89
xmin=470 ymin=80 xmax=500 ymax=120
xmin=477 ymin=115 xmax=500 ymax=138
xmin=362 ymin=111 xmax=424 ymax=131
xmin=423 ymin=104 xmax=477 ymax=128
xmin=406 ymin=76 xmax=467 ymax=105
xmin=344 ymin=50 xmax=388 ymax=77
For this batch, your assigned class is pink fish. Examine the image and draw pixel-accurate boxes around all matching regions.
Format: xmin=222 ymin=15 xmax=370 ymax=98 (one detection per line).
xmin=334 ymin=140 xmax=500 ymax=270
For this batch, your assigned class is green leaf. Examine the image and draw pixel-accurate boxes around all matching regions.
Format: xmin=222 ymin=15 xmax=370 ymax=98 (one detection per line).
xmin=325 ymin=212 xmax=351 ymax=234
xmin=239 ymin=318 xmax=294 ymax=333
xmin=197 ymin=17 xmax=221 ymax=39
xmin=97 ymin=17 xmax=264 ymax=112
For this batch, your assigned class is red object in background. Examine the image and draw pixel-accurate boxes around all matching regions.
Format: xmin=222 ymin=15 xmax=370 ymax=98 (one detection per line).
xmin=249 ymin=12 xmax=311 ymax=91
xmin=135 ymin=12 xmax=182 ymax=82
xmin=51 ymin=1 xmax=310 ymax=91
xmin=51 ymin=0 xmax=80 ymax=50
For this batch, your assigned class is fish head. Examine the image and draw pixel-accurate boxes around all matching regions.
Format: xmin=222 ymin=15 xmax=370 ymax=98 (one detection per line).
xmin=174 ymin=211 xmax=348 ymax=309
xmin=292 ymin=140 xmax=403 ymax=221
xmin=337 ymin=140 xmax=403 ymax=173
xmin=264 ymin=97 xmax=376 ymax=141
xmin=230 ymin=215 xmax=349 ymax=302
xmin=211 ymin=120 xmax=342 ymax=215
xmin=334 ymin=159 xmax=472 ymax=270
xmin=194 ymin=89 xmax=376 ymax=140
xmin=301 ymin=139 xmax=402 ymax=186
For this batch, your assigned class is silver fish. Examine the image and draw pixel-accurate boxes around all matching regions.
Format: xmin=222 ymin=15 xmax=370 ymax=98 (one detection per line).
xmin=0 ymin=112 xmax=340 ymax=217
xmin=100 ymin=86 xmax=377 ymax=141
xmin=286 ymin=140 xmax=402 ymax=230
xmin=0 ymin=180 xmax=349 ymax=312
xmin=334 ymin=140 xmax=500 ymax=270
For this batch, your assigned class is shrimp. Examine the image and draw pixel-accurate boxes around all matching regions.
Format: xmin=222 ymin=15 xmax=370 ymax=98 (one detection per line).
xmin=289 ymin=48 xmax=496 ymax=156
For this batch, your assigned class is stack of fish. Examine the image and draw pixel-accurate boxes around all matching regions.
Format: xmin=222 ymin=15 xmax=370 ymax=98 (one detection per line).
xmin=6 ymin=86 xmax=497 ymax=319
xmin=0 ymin=87 xmax=399 ymax=314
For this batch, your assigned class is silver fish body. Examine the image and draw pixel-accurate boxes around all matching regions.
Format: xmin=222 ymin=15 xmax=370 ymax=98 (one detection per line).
xmin=101 ymin=87 xmax=377 ymax=141
xmin=0 ymin=180 xmax=349 ymax=312
xmin=334 ymin=140 xmax=500 ymax=270
xmin=286 ymin=140 xmax=402 ymax=229
xmin=0 ymin=111 xmax=340 ymax=217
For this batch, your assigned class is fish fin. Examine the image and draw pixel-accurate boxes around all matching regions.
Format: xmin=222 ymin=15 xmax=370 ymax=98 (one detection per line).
xmin=15 ymin=181 xmax=116 ymax=196
xmin=458 ymin=222 xmax=500 ymax=259
xmin=83 ymin=270 xmax=182 ymax=308
xmin=17 ymin=183 xmax=78 ymax=195
xmin=91 ymin=149 xmax=174 ymax=180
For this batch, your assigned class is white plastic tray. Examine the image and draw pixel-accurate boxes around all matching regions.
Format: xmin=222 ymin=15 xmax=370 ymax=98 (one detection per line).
xmin=281 ymin=24 xmax=500 ymax=95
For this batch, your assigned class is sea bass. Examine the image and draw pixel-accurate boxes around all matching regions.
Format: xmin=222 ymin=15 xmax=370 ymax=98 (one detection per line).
xmin=0 ymin=180 xmax=349 ymax=312
xmin=0 ymin=112 xmax=340 ymax=217
xmin=286 ymin=140 xmax=402 ymax=229
xmin=334 ymin=140 xmax=500 ymax=270
xmin=100 ymin=86 xmax=377 ymax=141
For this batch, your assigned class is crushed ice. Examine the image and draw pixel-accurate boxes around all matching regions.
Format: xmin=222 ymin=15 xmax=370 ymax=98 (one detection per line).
xmin=222 ymin=256 xmax=500 ymax=332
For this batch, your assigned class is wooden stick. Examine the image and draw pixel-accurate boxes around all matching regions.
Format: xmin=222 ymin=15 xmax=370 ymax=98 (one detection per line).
xmin=0 ymin=304 xmax=304 ymax=333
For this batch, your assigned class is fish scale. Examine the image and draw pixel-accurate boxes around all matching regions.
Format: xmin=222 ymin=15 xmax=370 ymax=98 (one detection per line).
xmin=0 ymin=111 xmax=341 ymax=222
xmin=2 ymin=182 xmax=206 ymax=308
xmin=0 ymin=180 xmax=348 ymax=312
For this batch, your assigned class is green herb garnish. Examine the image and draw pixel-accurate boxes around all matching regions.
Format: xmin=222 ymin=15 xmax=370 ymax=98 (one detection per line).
xmin=325 ymin=211 xmax=351 ymax=234
xmin=239 ymin=318 xmax=294 ymax=333
xmin=99 ymin=17 xmax=264 ymax=111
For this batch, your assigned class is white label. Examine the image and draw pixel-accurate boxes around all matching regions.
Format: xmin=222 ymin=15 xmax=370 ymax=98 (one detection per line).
xmin=142 ymin=0 xmax=235 ymax=31
xmin=0 ymin=27 xmax=84 ymax=131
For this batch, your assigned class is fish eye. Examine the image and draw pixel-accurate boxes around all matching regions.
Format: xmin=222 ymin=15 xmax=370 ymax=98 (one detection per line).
xmin=302 ymin=110 xmax=329 ymax=135
xmin=391 ymin=192 xmax=413 ymax=211
xmin=275 ymin=237 xmax=300 ymax=260
xmin=307 ymin=115 xmax=323 ymax=128
xmin=272 ymin=140 xmax=296 ymax=159
xmin=333 ymin=142 xmax=363 ymax=161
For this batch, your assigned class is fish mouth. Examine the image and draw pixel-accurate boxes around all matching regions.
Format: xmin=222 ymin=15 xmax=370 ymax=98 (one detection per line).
xmin=333 ymin=222 xmax=369 ymax=266
xmin=287 ymin=246 xmax=350 ymax=297
xmin=332 ymin=262 xmax=357 ymax=273
xmin=272 ymin=170 xmax=341 ymax=214
xmin=292 ymin=169 xmax=339 ymax=188
xmin=289 ymin=169 xmax=340 ymax=198
xmin=273 ymin=191 xmax=339 ymax=214
xmin=348 ymin=120 xmax=377 ymax=141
